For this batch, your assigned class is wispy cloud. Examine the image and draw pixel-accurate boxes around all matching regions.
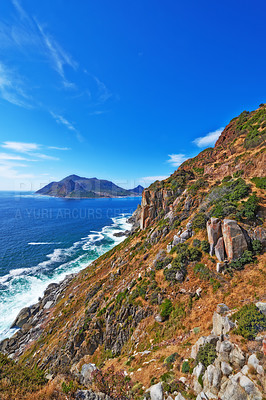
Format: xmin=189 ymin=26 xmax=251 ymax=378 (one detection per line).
xmin=35 ymin=19 xmax=78 ymax=88
xmin=167 ymin=154 xmax=187 ymax=167
xmin=32 ymin=153 xmax=59 ymax=161
xmin=2 ymin=141 xmax=39 ymax=152
xmin=50 ymin=111 xmax=83 ymax=141
xmin=48 ymin=146 xmax=70 ymax=151
xmin=0 ymin=152 xmax=27 ymax=161
xmin=93 ymin=76 xmax=112 ymax=103
xmin=0 ymin=62 xmax=32 ymax=108
xmin=1 ymin=141 xmax=60 ymax=160
xmin=193 ymin=127 xmax=224 ymax=148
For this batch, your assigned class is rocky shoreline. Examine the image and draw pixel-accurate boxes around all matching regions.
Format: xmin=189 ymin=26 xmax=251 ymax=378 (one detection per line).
xmin=0 ymin=273 xmax=76 ymax=358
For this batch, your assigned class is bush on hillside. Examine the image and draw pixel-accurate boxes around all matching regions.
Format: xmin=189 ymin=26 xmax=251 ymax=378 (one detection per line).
xmin=192 ymin=213 xmax=207 ymax=230
xmin=196 ymin=343 xmax=217 ymax=367
xmin=231 ymin=304 xmax=266 ymax=340
xmin=201 ymin=240 xmax=210 ymax=253
xmin=160 ymin=299 xmax=173 ymax=320
xmin=251 ymin=239 xmax=263 ymax=255
xmin=251 ymin=176 xmax=266 ymax=189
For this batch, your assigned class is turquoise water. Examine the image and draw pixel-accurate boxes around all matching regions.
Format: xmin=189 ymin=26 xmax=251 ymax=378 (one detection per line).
xmin=0 ymin=192 xmax=141 ymax=340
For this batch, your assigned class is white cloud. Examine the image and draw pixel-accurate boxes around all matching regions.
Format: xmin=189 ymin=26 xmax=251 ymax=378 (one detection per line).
xmin=2 ymin=141 xmax=39 ymax=152
xmin=193 ymin=127 xmax=224 ymax=148
xmin=167 ymin=154 xmax=187 ymax=167
xmin=0 ymin=153 xmax=27 ymax=161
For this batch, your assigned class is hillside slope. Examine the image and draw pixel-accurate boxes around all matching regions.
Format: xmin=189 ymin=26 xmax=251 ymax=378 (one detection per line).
xmin=1 ymin=105 xmax=265 ymax=400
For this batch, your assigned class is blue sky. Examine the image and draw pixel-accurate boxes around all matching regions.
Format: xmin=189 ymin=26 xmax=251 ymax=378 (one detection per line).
xmin=0 ymin=0 xmax=265 ymax=190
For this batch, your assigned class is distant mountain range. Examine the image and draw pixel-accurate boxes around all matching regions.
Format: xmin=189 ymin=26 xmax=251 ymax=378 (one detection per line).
xmin=36 ymin=175 xmax=144 ymax=198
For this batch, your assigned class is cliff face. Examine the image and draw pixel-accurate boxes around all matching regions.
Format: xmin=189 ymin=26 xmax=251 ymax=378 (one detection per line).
xmin=0 ymin=105 xmax=265 ymax=400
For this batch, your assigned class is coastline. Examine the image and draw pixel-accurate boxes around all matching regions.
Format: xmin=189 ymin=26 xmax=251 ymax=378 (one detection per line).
xmin=0 ymin=211 xmax=134 ymax=343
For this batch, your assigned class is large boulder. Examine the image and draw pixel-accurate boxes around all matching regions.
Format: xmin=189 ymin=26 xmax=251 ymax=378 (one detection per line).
xmin=207 ymin=218 xmax=222 ymax=256
xmin=212 ymin=312 xmax=235 ymax=336
xmin=147 ymin=382 xmax=163 ymax=400
xmin=10 ymin=307 xmax=31 ymax=328
xmin=222 ymin=220 xmax=248 ymax=260
xmin=215 ymin=237 xmax=226 ymax=262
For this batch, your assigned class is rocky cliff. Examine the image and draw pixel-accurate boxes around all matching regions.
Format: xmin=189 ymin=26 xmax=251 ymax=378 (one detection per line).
xmin=0 ymin=105 xmax=265 ymax=400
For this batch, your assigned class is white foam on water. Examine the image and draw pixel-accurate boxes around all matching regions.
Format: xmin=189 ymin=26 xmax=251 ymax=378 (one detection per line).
xmin=28 ymin=242 xmax=62 ymax=245
xmin=0 ymin=213 xmax=132 ymax=341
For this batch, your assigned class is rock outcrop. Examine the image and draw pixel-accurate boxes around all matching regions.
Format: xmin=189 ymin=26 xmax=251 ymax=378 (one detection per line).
xmin=207 ymin=218 xmax=250 ymax=261
xmin=222 ymin=219 xmax=249 ymax=260
xmin=191 ymin=304 xmax=264 ymax=400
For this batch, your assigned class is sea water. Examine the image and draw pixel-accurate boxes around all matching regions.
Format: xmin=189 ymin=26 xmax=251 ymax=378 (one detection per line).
xmin=0 ymin=192 xmax=141 ymax=340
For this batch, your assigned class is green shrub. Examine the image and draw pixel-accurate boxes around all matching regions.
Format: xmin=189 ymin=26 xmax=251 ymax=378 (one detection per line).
xmin=164 ymin=352 xmax=179 ymax=364
xmin=233 ymin=170 xmax=244 ymax=178
xmin=188 ymin=179 xmax=207 ymax=196
xmin=228 ymin=250 xmax=254 ymax=271
xmin=194 ymin=263 xmax=211 ymax=280
xmin=192 ymin=213 xmax=207 ymax=230
xmin=196 ymin=343 xmax=217 ymax=367
xmin=252 ymin=239 xmax=263 ymax=254
xmin=231 ymin=304 xmax=266 ymax=340
xmin=189 ymin=247 xmax=202 ymax=261
xmin=201 ymin=240 xmax=210 ymax=253
xmin=251 ymin=177 xmax=266 ymax=189
xmin=193 ymin=239 xmax=201 ymax=248
xmin=181 ymin=360 xmax=190 ymax=373
xmin=238 ymin=194 xmax=259 ymax=220
xmin=160 ymin=299 xmax=173 ymax=320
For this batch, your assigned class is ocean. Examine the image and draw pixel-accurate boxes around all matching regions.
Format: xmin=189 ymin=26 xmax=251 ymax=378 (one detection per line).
xmin=0 ymin=192 xmax=141 ymax=341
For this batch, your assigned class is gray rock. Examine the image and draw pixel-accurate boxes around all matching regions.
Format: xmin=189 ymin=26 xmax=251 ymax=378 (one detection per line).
xmin=212 ymin=312 xmax=235 ymax=336
xmin=215 ymin=237 xmax=226 ymax=261
xmin=229 ymin=346 xmax=245 ymax=369
xmin=43 ymin=300 xmax=53 ymax=310
xmin=216 ymin=303 xmax=230 ymax=314
xmin=203 ymin=364 xmax=222 ymax=394
xmin=193 ymin=362 xmax=205 ymax=379
xmin=222 ymin=219 xmax=249 ymax=260
xmin=207 ymin=217 xmax=222 ymax=256
xmin=80 ymin=363 xmax=97 ymax=386
xmin=255 ymin=302 xmax=266 ymax=316
xmin=175 ymin=394 xmax=186 ymax=400
xmin=221 ymin=361 xmax=233 ymax=376
xmin=155 ymin=314 xmax=163 ymax=323
xmin=219 ymin=379 xmax=247 ymax=400
xmin=216 ymin=262 xmax=223 ymax=273
xmin=10 ymin=307 xmax=31 ymax=328
xmin=180 ymin=229 xmax=191 ymax=240
xmin=175 ymin=270 xmax=185 ymax=282
xmin=173 ymin=235 xmax=182 ymax=246
xmin=147 ymin=382 xmax=163 ymax=400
